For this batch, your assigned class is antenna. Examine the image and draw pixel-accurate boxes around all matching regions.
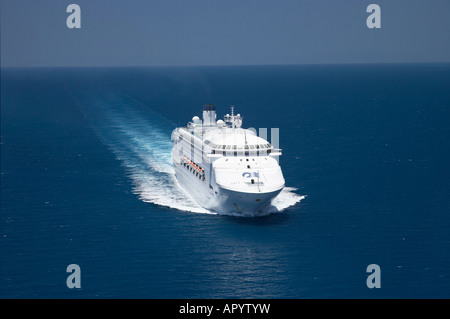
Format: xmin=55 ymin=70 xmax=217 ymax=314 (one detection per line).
xmin=231 ymin=105 xmax=235 ymax=131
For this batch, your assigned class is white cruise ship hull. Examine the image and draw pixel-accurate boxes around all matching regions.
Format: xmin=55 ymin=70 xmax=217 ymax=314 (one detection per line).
xmin=216 ymin=186 xmax=283 ymax=214
xmin=174 ymin=161 xmax=283 ymax=214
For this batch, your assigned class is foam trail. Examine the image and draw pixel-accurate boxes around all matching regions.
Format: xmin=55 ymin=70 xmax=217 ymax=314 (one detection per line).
xmin=83 ymin=94 xmax=214 ymax=214
xmin=82 ymin=94 xmax=304 ymax=216
xmin=264 ymin=188 xmax=306 ymax=214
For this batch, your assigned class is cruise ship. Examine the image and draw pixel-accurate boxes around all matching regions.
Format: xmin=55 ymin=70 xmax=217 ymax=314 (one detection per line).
xmin=171 ymin=104 xmax=285 ymax=214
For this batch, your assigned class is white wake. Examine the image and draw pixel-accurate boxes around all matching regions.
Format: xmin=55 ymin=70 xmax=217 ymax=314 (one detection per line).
xmin=84 ymin=95 xmax=305 ymax=216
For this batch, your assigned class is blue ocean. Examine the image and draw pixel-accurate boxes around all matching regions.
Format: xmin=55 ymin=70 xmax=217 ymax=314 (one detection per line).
xmin=1 ymin=64 xmax=449 ymax=298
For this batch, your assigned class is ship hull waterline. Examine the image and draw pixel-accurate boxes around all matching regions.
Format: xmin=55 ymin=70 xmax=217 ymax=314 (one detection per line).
xmin=174 ymin=162 xmax=284 ymax=215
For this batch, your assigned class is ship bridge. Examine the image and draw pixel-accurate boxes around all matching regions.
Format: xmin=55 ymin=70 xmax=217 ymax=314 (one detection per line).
xmin=204 ymin=128 xmax=281 ymax=157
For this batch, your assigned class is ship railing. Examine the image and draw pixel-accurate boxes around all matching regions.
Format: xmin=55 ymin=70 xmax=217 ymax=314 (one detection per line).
xmin=269 ymin=148 xmax=282 ymax=156
xmin=210 ymin=149 xmax=282 ymax=157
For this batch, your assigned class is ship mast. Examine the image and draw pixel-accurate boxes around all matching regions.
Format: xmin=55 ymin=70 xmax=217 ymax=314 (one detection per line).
xmin=224 ymin=105 xmax=242 ymax=131
xmin=231 ymin=105 xmax=235 ymax=132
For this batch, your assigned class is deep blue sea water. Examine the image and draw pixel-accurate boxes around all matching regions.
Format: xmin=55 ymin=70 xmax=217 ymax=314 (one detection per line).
xmin=1 ymin=64 xmax=449 ymax=298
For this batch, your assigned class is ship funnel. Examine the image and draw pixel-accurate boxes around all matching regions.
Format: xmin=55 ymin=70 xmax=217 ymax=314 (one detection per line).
xmin=202 ymin=104 xmax=216 ymax=126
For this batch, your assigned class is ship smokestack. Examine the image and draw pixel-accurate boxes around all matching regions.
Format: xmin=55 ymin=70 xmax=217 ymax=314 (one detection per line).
xmin=202 ymin=104 xmax=216 ymax=126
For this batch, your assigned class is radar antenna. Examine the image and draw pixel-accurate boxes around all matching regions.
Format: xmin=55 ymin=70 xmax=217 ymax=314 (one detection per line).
xmin=230 ymin=106 xmax=235 ymax=131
